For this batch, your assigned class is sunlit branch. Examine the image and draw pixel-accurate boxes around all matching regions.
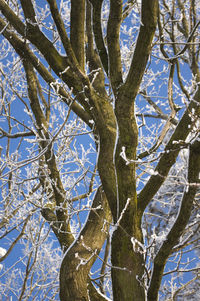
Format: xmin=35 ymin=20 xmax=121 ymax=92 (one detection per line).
xmin=175 ymin=60 xmax=191 ymax=100
xmin=122 ymin=0 xmax=137 ymax=20
xmin=0 ymin=16 xmax=92 ymax=125
xmin=0 ymin=1 xmax=199 ymax=299
xmin=24 ymin=59 xmax=74 ymax=251
xmin=137 ymin=115 xmax=176 ymax=160
xmin=173 ymin=274 xmax=199 ymax=300
xmin=121 ymin=0 xmax=158 ymax=100
xmin=99 ymin=234 xmax=110 ymax=294
xmin=107 ymin=0 xmax=123 ymax=94
xmin=18 ymin=222 xmax=47 ymax=301
xmin=167 ymin=20 xmax=200 ymax=63
xmin=46 ymin=0 xmax=80 ymax=68
xmin=0 ymin=1 xmax=94 ymax=114
xmin=60 ymin=186 xmax=112 ymax=299
xmin=70 ymin=0 xmax=85 ymax=71
xmin=147 ymin=138 xmax=200 ymax=300
xmin=0 ymin=216 xmax=30 ymax=262
xmin=89 ymin=0 xmax=108 ymax=75
xmin=140 ymin=90 xmax=164 ymax=116
xmin=0 ymin=129 xmax=34 ymax=139
xmin=86 ymin=1 xmax=108 ymax=95
xmin=0 ymin=67 xmax=31 ymax=113
xmin=138 ymin=83 xmax=200 ymax=214
xmin=70 ymin=166 xmax=97 ymax=202
xmin=163 ymin=266 xmax=200 ymax=277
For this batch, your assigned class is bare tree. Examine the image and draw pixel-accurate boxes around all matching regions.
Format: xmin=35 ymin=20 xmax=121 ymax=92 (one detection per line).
xmin=0 ymin=0 xmax=200 ymax=300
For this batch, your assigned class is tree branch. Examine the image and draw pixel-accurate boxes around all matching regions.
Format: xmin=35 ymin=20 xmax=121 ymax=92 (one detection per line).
xmin=138 ymin=83 xmax=200 ymax=214
xmin=0 ymin=216 xmax=30 ymax=262
xmin=120 ymin=0 xmax=158 ymax=101
xmin=23 ymin=60 xmax=74 ymax=251
xmin=147 ymin=138 xmax=200 ymax=300
xmin=0 ymin=0 xmax=67 ymax=73
xmin=46 ymin=0 xmax=80 ymax=68
xmin=89 ymin=0 xmax=108 ymax=75
xmin=0 ymin=129 xmax=34 ymax=139
xmin=60 ymin=186 xmax=112 ymax=300
xmin=0 ymin=0 xmax=87 ymax=100
xmin=86 ymin=1 xmax=108 ymax=96
xmin=107 ymin=0 xmax=123 ymax=94
xmin=70 ymin=0 xmax=86 ymax=71
xmin=0 ymin=17 xmax=92 ymax=125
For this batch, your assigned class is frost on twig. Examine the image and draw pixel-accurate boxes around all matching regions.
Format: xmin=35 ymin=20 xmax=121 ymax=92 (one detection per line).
xmin=120 ymin=146 xmax=142 ymax=165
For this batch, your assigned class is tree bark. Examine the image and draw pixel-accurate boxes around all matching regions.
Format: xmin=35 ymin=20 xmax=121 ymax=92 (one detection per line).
xmin=60 ymin=187 xmax=112 ymax=300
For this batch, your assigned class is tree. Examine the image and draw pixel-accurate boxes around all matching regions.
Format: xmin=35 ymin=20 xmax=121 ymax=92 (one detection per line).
xmin=0 ymin=0 xmax=200 ymax=300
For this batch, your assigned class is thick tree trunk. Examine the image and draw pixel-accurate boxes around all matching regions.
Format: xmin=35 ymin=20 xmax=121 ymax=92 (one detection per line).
xmin=59 ymin=187 xmax=112 ymax=301
xmin=111 ymin=227 xmax=145 ymax=300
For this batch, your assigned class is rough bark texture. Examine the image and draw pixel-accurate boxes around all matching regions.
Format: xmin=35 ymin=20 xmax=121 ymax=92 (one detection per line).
xmin=60 ymin=187 xmax=112 ymax=300
xmin=0 ymin=0 xmax=199 ymax=300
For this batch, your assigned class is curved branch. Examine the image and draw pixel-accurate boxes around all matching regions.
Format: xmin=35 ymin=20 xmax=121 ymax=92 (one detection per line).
xmin=0 ymin=0 xmax=87 ymax=100
xmin=23 ymin=60 xmax=74 ymax=251
xmin=0 ymin=129 xmax=34 ymax=139
xmin=60 ymin=186 xmax=112 ymax=301
xmin=137 ymin=117 xmax=175 ymax=160
xmin=0 ymin=216 xmax=30 ymax=263
xmin=175 ymin=59 xmax=190 ymax=100
xmin=0 ymin=17 xmax=92 ymax=125
xmin=147 ymin=138 xmax=200 ymax=300
xmin=0 ymin=15 xmax=118 ymax=224
xmin=121 ymin=0 xmax=158 ymax=100
xmin=168 ymin=20 xmax=200 ymax=63
xmin=141 ymin=90 xmax=165 ymax=116
xmin=86 ymin=1 xmax=107 ymax=96
xmin=122 ymin=0 xmax=137 ymax=20
xmin=0 ymin=0 xmax=66 ymax=73
xmin=88 ymin=281 xmax=110 ymax=301
xmin=46 ymin=0 xmax=79 ymax=68
xmin=41 ymin=207 xmax=69 ymax=251
xmin=138 ymin=83 xmax=200 ymax=214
